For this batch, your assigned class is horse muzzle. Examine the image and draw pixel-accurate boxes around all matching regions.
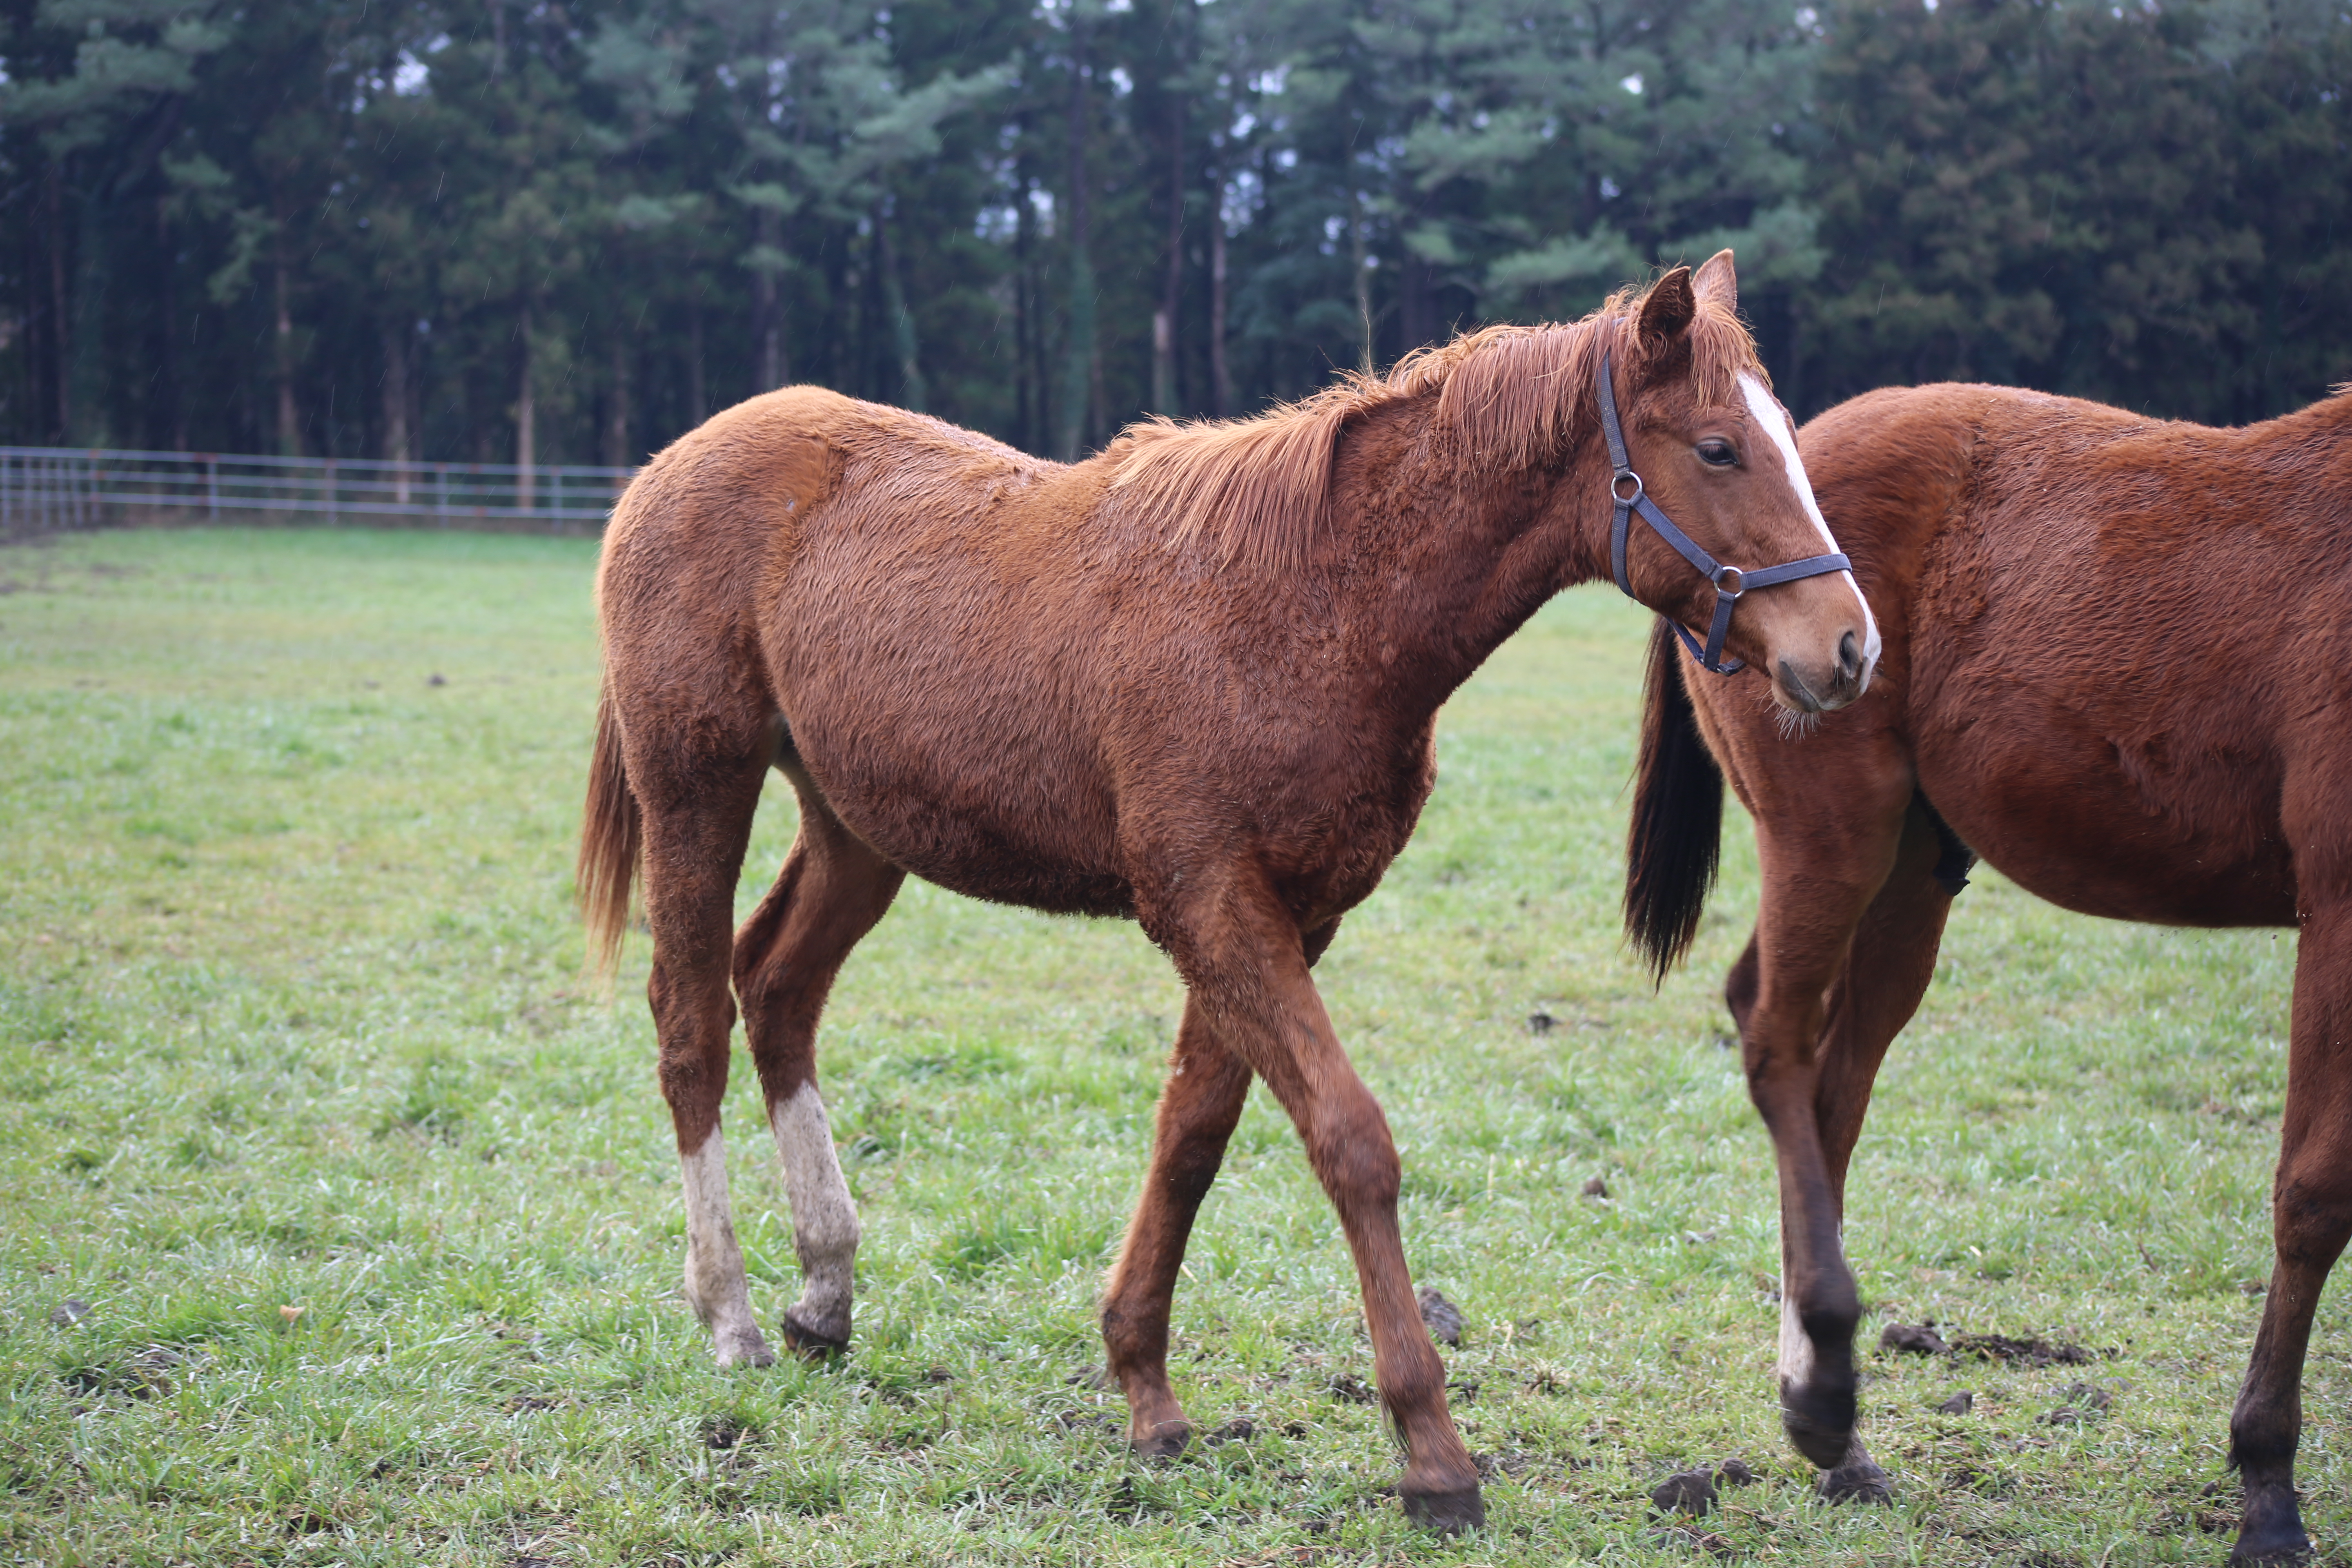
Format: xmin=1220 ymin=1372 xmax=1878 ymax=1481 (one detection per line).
xmin=1774 ymin=628 xmax=1872 ymax=714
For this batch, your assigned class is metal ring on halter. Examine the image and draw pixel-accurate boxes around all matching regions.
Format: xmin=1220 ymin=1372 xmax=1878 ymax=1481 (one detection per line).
xmin=1612 ymin=470 xmax=1644 ymax=505
xmin=1711 ymin=564 xmax=1744 ymax=597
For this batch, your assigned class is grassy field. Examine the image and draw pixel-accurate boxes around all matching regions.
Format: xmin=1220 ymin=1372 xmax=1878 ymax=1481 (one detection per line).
xmin=0 ymin=526 xmax=2331 ymax=1566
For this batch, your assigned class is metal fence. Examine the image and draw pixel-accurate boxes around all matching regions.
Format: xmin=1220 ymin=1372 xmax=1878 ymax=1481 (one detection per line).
xmin=0 ymin=445 xmax=636 ymax=535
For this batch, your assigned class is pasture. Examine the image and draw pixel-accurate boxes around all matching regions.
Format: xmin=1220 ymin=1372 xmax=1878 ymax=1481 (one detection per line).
xmin=0 ymin=526 xmax=2331 ymax=1565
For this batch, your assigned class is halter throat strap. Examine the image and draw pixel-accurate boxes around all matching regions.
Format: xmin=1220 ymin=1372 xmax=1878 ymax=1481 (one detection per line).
xmin=1595 ymin=351 xmax=1851 ymax=675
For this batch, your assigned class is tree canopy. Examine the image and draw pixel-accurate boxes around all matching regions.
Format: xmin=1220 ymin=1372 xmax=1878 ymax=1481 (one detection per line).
xmin=3 ymin=0 xmax=2346 ymax=463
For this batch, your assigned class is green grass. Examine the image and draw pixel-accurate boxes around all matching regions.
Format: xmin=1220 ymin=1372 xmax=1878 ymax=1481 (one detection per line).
xmin=0 ymin=526 xmax=2329 ymax=1566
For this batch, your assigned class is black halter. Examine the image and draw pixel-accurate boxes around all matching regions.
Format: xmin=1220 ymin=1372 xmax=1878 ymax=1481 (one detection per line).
xmin=1597 ymin=353 xmax=1852 ymax=675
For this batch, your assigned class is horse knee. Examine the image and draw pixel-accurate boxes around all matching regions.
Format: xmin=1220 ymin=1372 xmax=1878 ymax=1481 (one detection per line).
xmin=1303 ymin=1091 xmax=1400 ymax=1209
xmin=2273 ymin=1172 xmax=2352 ymax=1264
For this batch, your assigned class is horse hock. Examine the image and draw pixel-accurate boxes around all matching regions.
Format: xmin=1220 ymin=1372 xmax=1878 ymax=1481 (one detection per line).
xmin=769 ymin=1081 xmax=860 ymax=1357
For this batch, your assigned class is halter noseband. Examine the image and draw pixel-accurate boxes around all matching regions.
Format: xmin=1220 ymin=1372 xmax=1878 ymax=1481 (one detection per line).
xmin=1597 ymin=353 xmax=1852 ymax=675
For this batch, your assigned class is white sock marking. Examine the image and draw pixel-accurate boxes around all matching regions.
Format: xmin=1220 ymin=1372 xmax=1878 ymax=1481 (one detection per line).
xmin=679 ymin=1128 xmax=768 ymax=1364
xmin=770 ymin=1081 xmax=861 ymax=1338
xmin=1739 ymin=372 xmax=1882 ymax=681
xmin=1777 ymin=1290 xmax=1815 ymax=1394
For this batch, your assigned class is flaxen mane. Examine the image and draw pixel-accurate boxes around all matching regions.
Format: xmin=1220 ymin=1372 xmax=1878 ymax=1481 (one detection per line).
xmin=1104 ymin=276 xmax=1766 ymax=570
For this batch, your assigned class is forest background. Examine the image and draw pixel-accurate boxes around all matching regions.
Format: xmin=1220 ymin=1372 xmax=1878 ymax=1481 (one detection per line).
xmin=2 ymin=0 xmax=2348 ymax=470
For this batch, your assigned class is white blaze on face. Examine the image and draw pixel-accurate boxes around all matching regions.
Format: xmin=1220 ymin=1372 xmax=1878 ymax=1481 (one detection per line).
xmin=1738 ymin=372 xmax=1882 ymax=680
xmin=769 ymin=1080 xmax=861 ymax=1338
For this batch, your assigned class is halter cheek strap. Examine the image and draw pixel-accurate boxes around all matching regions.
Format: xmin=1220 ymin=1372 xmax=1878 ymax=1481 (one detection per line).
xmin=1596 ymin=352 xmax=1852 ymax=675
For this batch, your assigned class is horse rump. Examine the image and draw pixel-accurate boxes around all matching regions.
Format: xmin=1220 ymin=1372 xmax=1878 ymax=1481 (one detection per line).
xmin=1625 ymin=616 xmax=1724 ymax=983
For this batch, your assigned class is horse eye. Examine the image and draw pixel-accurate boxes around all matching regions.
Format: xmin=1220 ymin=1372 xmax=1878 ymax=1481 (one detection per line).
xmin=1697 ymin=439 xmax=1738 ymax=468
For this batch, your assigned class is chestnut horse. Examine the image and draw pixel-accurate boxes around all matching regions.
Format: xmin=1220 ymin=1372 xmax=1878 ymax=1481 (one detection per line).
xmin=1626 ymin=380 xmax=2352 ymax=1561
xmin=579 ymin=253 xmax=1876 ymax=1531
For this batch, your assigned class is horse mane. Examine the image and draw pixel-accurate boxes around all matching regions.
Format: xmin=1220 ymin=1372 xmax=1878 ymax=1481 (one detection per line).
xmin=1102 ymin=274 xmax=1764 ymax=570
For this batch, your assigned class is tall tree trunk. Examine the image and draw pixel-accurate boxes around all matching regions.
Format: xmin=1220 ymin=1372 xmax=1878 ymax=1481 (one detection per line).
xmin=515 ymin=297 xmax=535 ymax=510
xmin=381 ymin=316 xmax=412 ymax=501
xmin=875 ymin=200 xmax=925 ymax=412
xmin=1015 ymin=163 xmax=1037 ymax=452
xmin=686 ymin=293 xmax=706 ymax=425
xmin=159 ymin=196 xmax=183 ymax=450
xmin=47 ymin=160 xmax=70 ymax=441
xmin=1349 ymin=180 xmax=1372 ymax=374
xmin=1062 ymin=17 xmax=1101 ymax=458
xmin=272 ymin=200 xmax=300 ymax=456
xmin=604 ymin=328 xmax=632 ymax=468
xmin=1152 ymin=21 xmax=1187 ymax=414
xmin=753 ymin=205 xmax=787 ymax=391
xmin=1209 ymin=148 xmax=1229 ymax=418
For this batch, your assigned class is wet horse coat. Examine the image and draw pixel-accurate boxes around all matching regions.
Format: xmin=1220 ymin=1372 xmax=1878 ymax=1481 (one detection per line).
xmin=1626 ymin=380 xmax=2352 ymax=1562
xmin=580 ymin=254 xmax=1875 ymax=1530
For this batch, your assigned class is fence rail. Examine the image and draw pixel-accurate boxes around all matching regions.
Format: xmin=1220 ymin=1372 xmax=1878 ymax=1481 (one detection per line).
xmin=0 ymin=445 xmax=637 ymax=534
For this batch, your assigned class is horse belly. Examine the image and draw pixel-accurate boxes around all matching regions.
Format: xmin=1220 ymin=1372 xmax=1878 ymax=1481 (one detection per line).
xmin=1917 ymin=724 xmax=2296 ymax=928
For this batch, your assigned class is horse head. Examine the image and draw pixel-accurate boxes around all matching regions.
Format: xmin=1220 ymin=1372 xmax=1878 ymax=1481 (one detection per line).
xmin=1606 ymin=252 xmax=1880 ymax=713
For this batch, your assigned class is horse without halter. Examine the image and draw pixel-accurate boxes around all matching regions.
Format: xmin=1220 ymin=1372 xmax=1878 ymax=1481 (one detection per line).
xmin=1626 ymin=379 xmax=2352 ymax=1562
xmin=580 ymin=251 xmax=1873 ymax=1531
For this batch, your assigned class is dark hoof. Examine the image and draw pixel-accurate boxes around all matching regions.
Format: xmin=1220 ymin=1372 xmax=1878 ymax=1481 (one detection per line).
xmin=1129 ymin=1421 xmax=1191 ymax=1462
xmin=779 ymin=1311 xmax=849 ymax=1361
xmin=2234 ymin=1481 xmax=2312 ymax=1563
xmin=1817 ymin=1457 xmax=1893 ymax=1505
xmin=1781 ymin=1406 xmax=1855 ymax=1470
xmin=1401 ymin=1485 xmax=1485 ymax=1535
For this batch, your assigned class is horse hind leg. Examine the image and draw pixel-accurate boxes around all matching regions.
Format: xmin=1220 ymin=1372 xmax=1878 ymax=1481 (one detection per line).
xmin=733 ymin=766 xmax=904 ymax=1358
xmin=2229 ymin=898 xmax=2352 ymax=1564
xmin=632 ymin=739 xmax=775 ymax=1368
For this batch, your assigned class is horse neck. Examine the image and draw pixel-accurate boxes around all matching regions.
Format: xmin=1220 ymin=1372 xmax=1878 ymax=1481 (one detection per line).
xmin=1322 ymin=409 xmax=1610 ymax=713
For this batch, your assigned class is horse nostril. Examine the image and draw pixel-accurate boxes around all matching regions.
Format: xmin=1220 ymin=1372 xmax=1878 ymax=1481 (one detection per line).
xmin=1838 ymin=630 xmax=1860 ymax=679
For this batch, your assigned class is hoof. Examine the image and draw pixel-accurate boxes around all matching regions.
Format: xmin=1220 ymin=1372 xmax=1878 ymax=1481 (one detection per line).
xmin=1128 ymin=1420 xmax=1191 ymax=1461
xmin=713 ymin=1327 xmax=776 ymax=1369
xmin=1780 ymin=1376 xmax=1857 ymax=1470
xmin=780 ymin=1310 xmax=849 ymax=1361
xmin=1781 ymin=1408 xmax=1855 ymax=1470
xmin=1816 ymin=1457 xmax=1893 ymax=1505
xmin=1400 ymin=1484 xmax=1485 ymax=1535
xmin=2234 ymin=1479 xmax=2312 ymax=1563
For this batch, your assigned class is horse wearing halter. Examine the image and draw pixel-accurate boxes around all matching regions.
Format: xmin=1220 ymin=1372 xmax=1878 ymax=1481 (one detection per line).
xmin=1596 ymin=353 xmax=1852 ymax=675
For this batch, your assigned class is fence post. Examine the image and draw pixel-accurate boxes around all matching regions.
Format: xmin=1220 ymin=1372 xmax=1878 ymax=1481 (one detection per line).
xmin=325 ymin=458 xmax=338 ymax=526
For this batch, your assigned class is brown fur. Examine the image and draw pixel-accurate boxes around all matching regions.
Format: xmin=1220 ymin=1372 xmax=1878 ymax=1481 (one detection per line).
xmin=1627 ymin=380 xmax=2352 ymax=1554
xmin=579 ymin=253 xmax=1873 ymax=1529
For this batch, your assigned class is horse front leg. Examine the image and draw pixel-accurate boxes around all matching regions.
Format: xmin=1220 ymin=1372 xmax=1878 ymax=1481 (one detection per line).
xmin=1145 ymin=878 xmax=1481 ymax=1533
xmin=2230 ymin=898 xmax=2352 ymax=1563
xmin=1737 ymin=804 xmax=1908 ymax=1477
xmin=1741 ymin=796 xmax=1956 ymax=1499
xmin=1100 ymin=991 xmax=1254 ymax=1458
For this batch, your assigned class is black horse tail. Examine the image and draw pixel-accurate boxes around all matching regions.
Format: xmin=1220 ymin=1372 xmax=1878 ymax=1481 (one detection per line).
xmin=1625 ymin=617 xmax=1724 ymax=985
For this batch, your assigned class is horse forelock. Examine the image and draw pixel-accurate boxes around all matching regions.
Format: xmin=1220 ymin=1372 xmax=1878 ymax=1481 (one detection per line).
xmin=1104 ymin=273 xmax=1762 ymax=571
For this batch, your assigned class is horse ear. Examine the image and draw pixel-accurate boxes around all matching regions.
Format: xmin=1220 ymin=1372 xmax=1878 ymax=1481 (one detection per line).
xmin=1636 ymin=266 xmax=1696 ymax=345
xmin=1692 ymin=249 xmax=1737 ymax=311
